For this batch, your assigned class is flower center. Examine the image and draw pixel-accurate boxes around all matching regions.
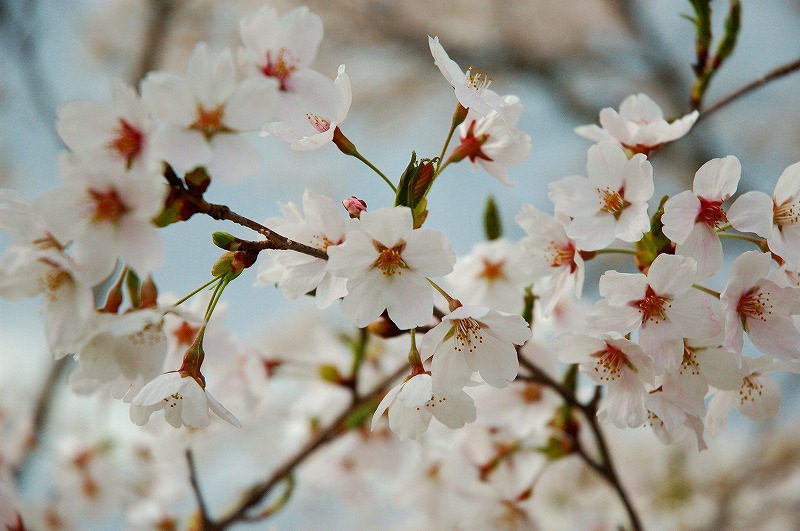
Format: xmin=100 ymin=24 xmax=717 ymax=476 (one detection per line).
xmin=738 ymin=374 xmax=763 ymax=405
xmin=466 ymin=66 xmax=493 ymax=92
xmin=306 ymin=113 xmax=331 ymax=133
xmin=773 ymin=198 xmax=800 ymax=229
xmin=191 ymin=104 xmax=226 ymax=138
xmin=697 ymin=197 xmax=727 ymax=228
xmin=479 ymin=259 xmax=506 ymax=282
xmin=633 ymin=285 xmax=670 ymax=324
xmin=545 ymin=239 xmax=577 ymax=271
xmin=590 ymin=344 xmax=628 ymax=382
xmin=38 ymin=266 xmax=70 ymax=302
xmin=677 ymin=345 xmax=701 ymax=377
xmin=372 ymin=241 xmax=407 ymax=276
xmin=262 ymin=48 xmax=298 ymax=91
xmin=164 ymin=393 xmax=184 ymax=408
xmin=453 ymin=318 xmax=484 ymax=353
xmin=311 ymin=233 xmax=338 ymax=252
xmin=89 ymin=188 xmax=128 ymax=224
xmin=597 ymin=186 xmax=629 ymax=218
xmin=108 ymin=119 xmax=144 ymax=168
xmin=173 ymin=321 xmax=200 ymax=347
xmin=737 ymin=287 xmax=772 ymax=323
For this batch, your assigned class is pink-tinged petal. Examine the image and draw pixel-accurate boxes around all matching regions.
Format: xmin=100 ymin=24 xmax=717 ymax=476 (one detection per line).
xmin=478 ymin=310 xmax=531 ymax=345
xmin=662 ymin=370 xmax=707 ymax=417
xmin=431 ymin=343 xmax=473 ymax=393
xmin=639 ymin=320 xmax=683 ymax=374
xmin=574 ymin=124 xmax=613 ymax=143
xmin=668 ymin=290 xmax=720 ymax=339
xmin=553 ymin=333 xmax=605 ymax=364
xmin=598 ymin=108 xmax=635 ymax=145
xmin=603 ymin=372 xmax=647 ymax=428
xmin=548 ymin=175 xmax=591 ymax=216
xmin=661 ymin=191 xmax=701 ymax=244
xmin=587 ymin=141 xmax=628 ymax=191
xmin=35 ymin=186 xmax=87 ymax=244
xmin=281 ymin=259 xmax=326 ymax=299
xmin=152 ymin=126 xmax=212 ymax=173
xmin=676 ymin=223 xmax=722 ymax=280
xmin=695 ymin=348 xmax=742 ymax=390
xmin=727 ymin=250 xmax=771 ymax=290
xmin=471 ymin=333 xmax=518 ymax=388
xmin=773 ymin=161 xmax=800 ymax=205
xmin=614 ymin=202 xmax=651 ymax=243
xmin=720 ymin=278 xmax=745 ymax=355
xmin=768 ymin=223 xmax=800 ymax=268
xmin=429 ymin=36 xmax=465 ymax=86
xmin=371 ymin=382 xmax=402 ymax=431
xmin=385 ymin=273 xmax=434 ymax=330
xmin=340 ymin=271 xmax=389 ymax=327
xmin=727 ymin=191 xmax=774 ymax=237
xmin=360 ymin=207 xmax=412 ymax=247
xmin=57 ymin=101 xmax=117 ymax=151
xmin=131 ymin=372 xmax=183 ymax=407
xmin=587 ymin=300 xmax=643 ymax=336
xmin=207 ymin=134 xmax=261 ymax=182
xmin=403 ymin=228 xmax=456 ymax=277
xmin=129 ymin=403 xmax=161 ymax=426
xmin=619 ymin=94 xmax=663 ymax=122
xmin=180 ymin=378 xmax=211 ymax=428
xmin=706 ymin=389 xmax=737 ymax=436
xmin=325 ymin=231 xmax=376 ymax=277
xmin=599 ymin=270 xmax=647 ymax=305
xmin=278 ymin=6 xmax=323 ymax=67
xmin=737 ymin=375 xmax=781 ymax=423
xmin=206 ymin=389 xmax=242 ymax=428
xmin=566 ymin=213 xmax=616 ymax=251
xmin=621 ymin=153 xmax=654 ymax=203
xmin=693 ymin=156 xmax=741 ymax=200
xmin=118 ymin=220 xmax=163 ymax=277
xmin=72 ymin=226 xmax=119 ymax=284
xmin=421 ymin=319 xmax=454 ymax=358
xmin=430 ymin=388 xmax=476 ymax=428
xmin=746 ymin=315 xmax=800 ymax=361
xmin=280 ymin=69 xmax=339 ymax=118
xmin=140 ymin=72 xmax=195 ymax=126
xmin=647 ymin=254 xmax=697 ymax=295
xmin=398 ymin=373 xmax=433 ymax=407
xmin=313 ymin=274 xmax=348 ymax=309
xmin=660 ymin=111 xmax=699 ymax=143
xmin=239 ymin=6 xmax=280 ymax=59
xmin=224 ymin=77 xmax=279 ymax=131
xmin=646 ymin=393 xmax=687 ymax=432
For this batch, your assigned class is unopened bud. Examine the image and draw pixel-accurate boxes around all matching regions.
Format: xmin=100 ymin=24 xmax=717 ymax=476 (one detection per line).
xmin=318 ymin=363 xmax=343 ymax=384
xmin=212 ymin=231 xmax=238 ymax=250
xmin=342 ymin=196 xmax=367 ymax=219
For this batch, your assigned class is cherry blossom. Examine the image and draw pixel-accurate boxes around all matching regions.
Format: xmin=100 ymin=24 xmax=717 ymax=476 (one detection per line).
xmin=326 ymin=206 xmax=455 ymax=329
xmin=36 ymin=154 xmax=166 ymax=284
xmin=554 ymin=333 xmax=654 ymax=428
xmin=548 ymin=141 xmax=654 ymax=251
xmin=727 ymin=160 xmax=800 ymax=270
xmin=451 ymin=95 xmax=532 ymax=185
xmin=371 ymin=373 xmax=476 ymax=440
xmin=445 ymin=238 xmax=529 ymax=314
xmin=238 ymin=6 xmax=332 ymax=122
xmin=141 ymin=42 xmax=279 ymax=181
xmin=429 ymin=36 xmax=507 ymax=119
xmin=588 ymin=254 xmax=720 ymax=373
xmin=719 ymin=250 xmax=800 ymax=361
xmin=263 ymin=64 xmax=350 ymax=150
xmin=516 ymin=204 xmax=585 ymax=315
xmin=256 ymin=189 xmax=350 ymax=309
xmin=645 ymin=390 xmax=707 ymax=451
xmin=662 ymin=156 xmax=740 ymax=279
xmin=130 ymin=371 xmax=241 ymax=429
xmin=57 ymin=81 xmax=156 ymax=170
xmin=574 ymin=93 xmax=699 ymax=155
xmin=423 ymin=305 xmax=531 ymax=391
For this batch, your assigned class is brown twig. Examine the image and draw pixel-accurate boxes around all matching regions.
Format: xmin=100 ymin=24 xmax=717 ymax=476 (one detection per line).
xmin=202 ymin=362 xmax=409 ymax=530
xmin=697 ymin=57 xmax=800 ymax=123
xmin=186 ymin=449 xmax=212 ymax=527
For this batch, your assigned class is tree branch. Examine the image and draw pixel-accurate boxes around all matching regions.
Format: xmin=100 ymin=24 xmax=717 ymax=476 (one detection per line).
xmin=186 ymin=449 xmax=212 ymax=527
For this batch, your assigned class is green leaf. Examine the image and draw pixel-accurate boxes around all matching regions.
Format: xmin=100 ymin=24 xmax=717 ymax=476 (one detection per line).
xmin=483 ymin=195 xmax=502 ymax=240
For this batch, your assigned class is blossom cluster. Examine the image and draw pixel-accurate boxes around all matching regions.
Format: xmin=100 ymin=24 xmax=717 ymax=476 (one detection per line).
xmin=1 ymin=2 xmax=800 ymax=529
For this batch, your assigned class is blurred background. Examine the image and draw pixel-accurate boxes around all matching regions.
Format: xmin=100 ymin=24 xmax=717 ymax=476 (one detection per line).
xmin=1 ymin=0 xmax=800 ymax=528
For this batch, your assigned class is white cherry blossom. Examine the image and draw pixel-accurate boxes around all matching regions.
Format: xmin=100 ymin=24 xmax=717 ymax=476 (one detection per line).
xmin=548 ymin=141 xmax=654 ymax=251
xmin=719 ymin=250 xmax=800 ymax=361
xmin=371 ymin=372 xmax=476 ymax=440
xmin=645 ymin=390 xmax=707 ymax=451
xmin=141 ymin=42 xmax=279 ymax=181
xmin=256 ymin=189 xmax=350 ymax=309
xmin=554 ymin=333 xmax=654 ymax=428
xmin=326 ymin=206 xmax=456 ymax=329
xmin=429 ymin=36 xmax=507 ymax=120
xmin=36 ymin=154 xmax=166 ymax=284
xmin=575 ymin=93 xmax=699 ymax=155
xmin=588 ymin=254 xmax=720 ymax=374
xmin=423 ymin=305 xmax=531 ymax=392
xmin=662 ymin=156 xmax=740 ymax=279
xmin=57 ymin=81 xmax=156 ymax=170
xmin=727 ymin=160 xmax=800 ymax=270
xmin=263 ymin=64 xmax=350 ymax=150
xmin=453 ymin=95 xmax=532 ymax=185
xmin=130 ymin=371 xmax=241 ymax=429
xmin=516 ymin=204 xmax=585 ymax=315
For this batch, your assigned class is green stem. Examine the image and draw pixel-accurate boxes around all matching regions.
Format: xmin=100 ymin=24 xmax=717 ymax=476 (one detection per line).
xmin=692 ymin=284 xmax=721 ymax=298
xmin=352 ymin=151 xmax=396 ymax=192
xmin=173 ymin=276 xmax=224 ymax=307
xmin=427 ymin=278 xmax=458 ymax=310
xmin=718 ymin=232 xmax=767 ymax=249
xmin=715 ymin=222 xmax=733 ymax=231
xmin=593 ymin=248 xmax=637 ymax=256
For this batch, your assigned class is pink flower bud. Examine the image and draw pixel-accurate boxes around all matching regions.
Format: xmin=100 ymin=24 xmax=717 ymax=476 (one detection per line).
xmin=342 ymin=196 xmax=367 ymax=218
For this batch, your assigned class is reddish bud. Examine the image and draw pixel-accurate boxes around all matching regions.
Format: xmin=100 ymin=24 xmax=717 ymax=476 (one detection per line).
xmin=342 ymin=196 xmax=367 ymax=218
